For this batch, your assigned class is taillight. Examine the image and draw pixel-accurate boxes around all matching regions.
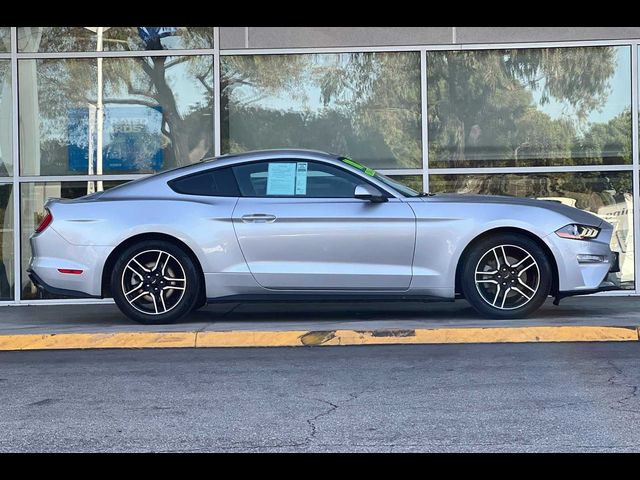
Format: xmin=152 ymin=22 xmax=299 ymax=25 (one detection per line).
xmin=35 ymin=208 xmax=53 ymax=233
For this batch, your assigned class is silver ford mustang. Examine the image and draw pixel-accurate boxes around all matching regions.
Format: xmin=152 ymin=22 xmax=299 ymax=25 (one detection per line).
xmin=28 ymin=149 xmax=620 ymax=324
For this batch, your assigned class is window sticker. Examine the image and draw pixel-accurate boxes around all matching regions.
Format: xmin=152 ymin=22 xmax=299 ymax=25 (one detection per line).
xmin=341 ymin=157 xmax=376 ymax=176
xmin=295 ymin=162 xmax=308 ymax=195
xmin=266 ymin=162 xmax=296 ymax=195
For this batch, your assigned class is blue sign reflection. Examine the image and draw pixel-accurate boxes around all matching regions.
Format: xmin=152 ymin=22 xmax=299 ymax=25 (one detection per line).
xmin=68 ymin=105 xmax=164 ymax=173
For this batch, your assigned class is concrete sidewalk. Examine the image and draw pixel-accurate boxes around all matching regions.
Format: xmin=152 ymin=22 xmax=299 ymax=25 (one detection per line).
xmin=1 ymin=296 xmax=639 ymax=333
xmin=0 ymin=296 xmax=639 ymax=350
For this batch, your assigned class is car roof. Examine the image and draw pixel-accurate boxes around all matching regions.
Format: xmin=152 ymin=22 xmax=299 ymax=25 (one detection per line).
xmin=200 ymin=149 xmax=341 ymax=165
xmin=154 ymin=149 xmax=347 ymax=180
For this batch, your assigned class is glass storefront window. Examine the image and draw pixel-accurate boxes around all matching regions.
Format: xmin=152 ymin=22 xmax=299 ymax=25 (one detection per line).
xmin=0 ymin=28 xmax=9 ymax=52
xmin=427 ymin=46 xmax=632 ymax=168
xmin=3 ymin=34 xmax=639 ymax=303
xmin=221 ymin=52 xmax=422 ymax=169
xmin=388 ymin=175 xmax=423 ymax=193
xmin=19 ymin=56 xmax=214 ymax=176
xmin=17 ymin=27 xmax=214 ymax=53
xmin=430 ymin=172 xmax=635 ymax=289
xmin=20 ymin=181 xmax=127 ymax=300
xmin=0 ymin=60 xmax=11 ymax=176
xmin=0 ymin=184 xmax=14 ymax=300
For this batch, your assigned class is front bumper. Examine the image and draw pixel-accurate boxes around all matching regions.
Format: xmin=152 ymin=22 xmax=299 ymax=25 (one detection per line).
xmin=553 ymin=250 xmax=621 ymax=304
xmin=544 ymin=220 xmax=622 ymax=293
xmin=609 ymin=251 xmax=621 ymax=273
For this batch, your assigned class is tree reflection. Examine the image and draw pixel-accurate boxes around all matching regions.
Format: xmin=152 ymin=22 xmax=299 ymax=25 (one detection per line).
xmin=17 ymin=27 xmax=213 ymax=52
xmin=427 ymin=47 xmax=630 ymax=168
xmin=19 ymin=28 xmax=214 ymax=175
xmin=0 ymin=28 xmax=9 ymax=52
xmin=104 ymin=54 xmax=213 ymax=169
xmin=0 ymin=60 xmax=10 ymax=176
xmin=221 ymin=52 xmax=422 ymax=169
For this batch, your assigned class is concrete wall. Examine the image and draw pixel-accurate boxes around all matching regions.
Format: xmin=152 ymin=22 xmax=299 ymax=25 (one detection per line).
xmin=220 ymin=27 xmax=640 ymax=50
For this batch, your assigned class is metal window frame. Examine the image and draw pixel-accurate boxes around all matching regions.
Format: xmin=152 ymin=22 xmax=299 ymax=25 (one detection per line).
xmin=632 ymin=43 xmax=640 ymax=299
xmin=218 ymin=38 xmax=640 ymax=56
xmin=421 ymin=50 xmax=429 ymax=192
xmin=428 ymin=165 xmax=635 ymax=175
xmin=0 ymin=29 xmax=639 ymax=306
xmin=9 ymin=28 xmax=18 ymax=305
xmin=15 ymin=49 xmax=217 ymax=59
xmin=214 ymin=27 xmax=221 ymax=156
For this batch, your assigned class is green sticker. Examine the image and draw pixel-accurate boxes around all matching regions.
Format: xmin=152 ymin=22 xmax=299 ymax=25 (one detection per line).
xmin=342 ymin=157 xmax=376 ymax=176
xmin=342 ymin=158 xmax=364 ymax=169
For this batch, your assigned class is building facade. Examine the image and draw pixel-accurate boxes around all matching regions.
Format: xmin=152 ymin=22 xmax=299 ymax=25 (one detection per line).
xmin=0 ymin=26 xmax=638 ymax=305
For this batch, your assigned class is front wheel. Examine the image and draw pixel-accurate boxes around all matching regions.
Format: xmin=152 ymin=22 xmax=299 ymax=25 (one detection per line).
xmin=111 ymin=240 xmax=200 ymax=324
xmin=461 ymin=233 xmax=552 ymax=319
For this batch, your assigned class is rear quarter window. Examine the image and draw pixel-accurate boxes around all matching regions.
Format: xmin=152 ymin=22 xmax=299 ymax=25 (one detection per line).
xmin=169 ymin=168 xmax=240 ymax=197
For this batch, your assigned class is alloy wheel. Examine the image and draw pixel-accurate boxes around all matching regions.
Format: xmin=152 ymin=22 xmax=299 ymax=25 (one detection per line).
xmin=474 ymin=244 xmax=540 ymax=310
xmin=121 ymin=249 xmax=187 ymax=315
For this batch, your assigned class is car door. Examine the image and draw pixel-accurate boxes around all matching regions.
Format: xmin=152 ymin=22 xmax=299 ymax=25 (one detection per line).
xmin=231 ymin=159 xmax=416 ymax=291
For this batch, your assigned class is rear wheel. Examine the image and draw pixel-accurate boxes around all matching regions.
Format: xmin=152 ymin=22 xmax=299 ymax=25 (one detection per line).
xmin=191 ymin=285 xmax=207 ymax=312
xmin=461 ymin=233 xmax=552 ymax=319
xmin=111 ymin=240 xmax=199 ymax=324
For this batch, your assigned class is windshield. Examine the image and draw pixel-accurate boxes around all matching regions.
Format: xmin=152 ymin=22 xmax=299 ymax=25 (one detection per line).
xmin=373 ymin=171 xmax=421 ymax=197
xmin=339 ymin=157 xmax=420 ymax=197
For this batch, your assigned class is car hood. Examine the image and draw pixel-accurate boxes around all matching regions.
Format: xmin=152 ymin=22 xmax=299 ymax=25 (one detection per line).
xmin=420 ymin=194 xmax=605 ymax=227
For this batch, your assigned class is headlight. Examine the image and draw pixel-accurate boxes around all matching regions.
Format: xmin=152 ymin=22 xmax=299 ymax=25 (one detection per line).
xmin=555 ymin=224 xmax=600 ymax=240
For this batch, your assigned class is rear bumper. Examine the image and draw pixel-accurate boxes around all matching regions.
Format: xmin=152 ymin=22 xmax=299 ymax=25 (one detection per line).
xmin=27 ymin=269 xmax=102 ymax=299
xmin=28 ymin=227 xmax=113 ymax=298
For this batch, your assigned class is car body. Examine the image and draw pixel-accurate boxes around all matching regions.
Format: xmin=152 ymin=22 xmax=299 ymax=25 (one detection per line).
xmin=28 ymin=149 xmax=620 ymax=323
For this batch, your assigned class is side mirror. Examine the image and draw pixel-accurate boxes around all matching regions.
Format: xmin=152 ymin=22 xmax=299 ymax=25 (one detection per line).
xmin=354 ymin=184 xmax=388 ymax=203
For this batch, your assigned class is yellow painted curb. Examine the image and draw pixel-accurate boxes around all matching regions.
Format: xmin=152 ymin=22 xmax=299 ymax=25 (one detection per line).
xmin=198 ymin=326 xmax=639 ymax=347
xmin=0 ymin=331 xmax=197 ymax=351
xmin=0 ymin=325 xmax=636 ymax=351
xmin=336 ymin=326 xmax=640 ymax=345
xmin=197 ymin=330 xmax=314 ymax=348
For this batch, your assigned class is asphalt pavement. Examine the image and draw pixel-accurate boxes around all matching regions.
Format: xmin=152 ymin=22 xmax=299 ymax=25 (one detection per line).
xmin=1 ymin=342 xmax=639 ymax=452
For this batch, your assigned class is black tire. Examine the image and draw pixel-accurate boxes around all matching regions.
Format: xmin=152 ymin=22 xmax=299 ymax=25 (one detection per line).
xmin=461 ymin=233 xmax=552 ymax=319
xmin=191 ymin=285 xmax=207 ymax=312
xmin=111 ymin=240 xmax=200 ymax=324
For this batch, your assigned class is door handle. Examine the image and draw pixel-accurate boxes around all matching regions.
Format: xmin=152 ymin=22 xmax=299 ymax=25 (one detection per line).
xmin=241 ymin=214 xmax=277 ymax=223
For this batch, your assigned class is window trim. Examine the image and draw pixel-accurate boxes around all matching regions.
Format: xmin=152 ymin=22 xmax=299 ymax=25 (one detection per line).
xmin=169 ymin=158 xmax=403 ymax=199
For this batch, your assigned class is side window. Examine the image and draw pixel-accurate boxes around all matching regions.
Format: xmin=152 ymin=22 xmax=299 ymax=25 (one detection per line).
xmin=169 ymin=167 xmax=240 ymax=197
xmin=232 ymin=160 xmax=370 ymax=198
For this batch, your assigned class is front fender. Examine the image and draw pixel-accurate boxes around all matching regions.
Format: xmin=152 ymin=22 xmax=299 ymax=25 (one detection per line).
xmin=408 ymin=202 xmax=573 ymax=296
